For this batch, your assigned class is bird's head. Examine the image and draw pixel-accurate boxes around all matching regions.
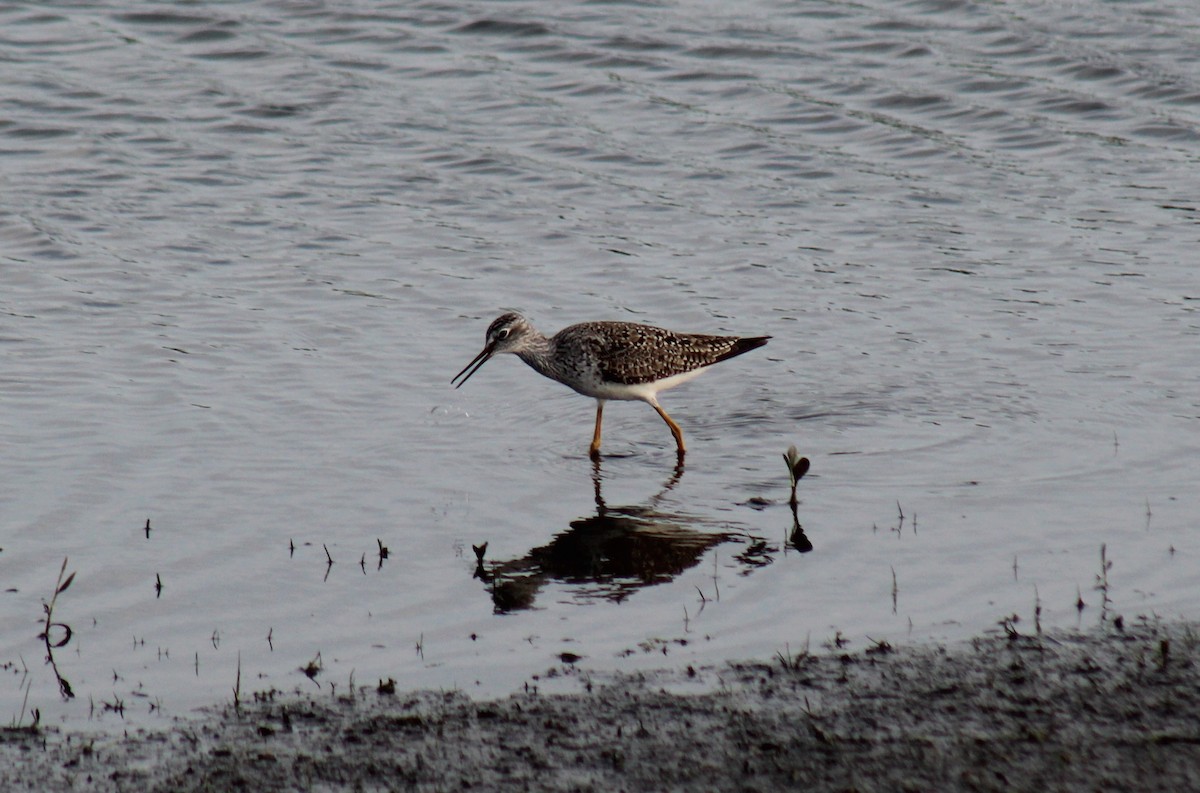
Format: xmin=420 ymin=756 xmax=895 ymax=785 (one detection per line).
xmin=451 ymin=312 xmax=535 ymax=387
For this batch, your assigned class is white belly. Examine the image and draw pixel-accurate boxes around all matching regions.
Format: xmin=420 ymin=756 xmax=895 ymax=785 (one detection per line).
xmin=583 ymin=366 xmax=709 ymax=402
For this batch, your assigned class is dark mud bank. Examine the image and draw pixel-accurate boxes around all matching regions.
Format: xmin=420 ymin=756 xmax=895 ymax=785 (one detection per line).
xmin=4 ymin=622 xmax=1198 ymax=792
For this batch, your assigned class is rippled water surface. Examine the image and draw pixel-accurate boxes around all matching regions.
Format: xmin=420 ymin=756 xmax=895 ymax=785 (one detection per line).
xmin=2 ymin=0 xmax=1197 ymax=728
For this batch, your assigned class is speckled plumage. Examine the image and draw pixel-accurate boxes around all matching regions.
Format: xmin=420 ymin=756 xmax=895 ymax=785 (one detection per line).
xmin=452 ymin=312 xmax=769 ymax=458
xmin=547 ymin=320 xmax=767 ymax=392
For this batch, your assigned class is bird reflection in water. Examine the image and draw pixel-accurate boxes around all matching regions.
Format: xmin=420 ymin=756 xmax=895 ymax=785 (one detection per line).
xmin=474 ymin=460 xmax=744 ymax=613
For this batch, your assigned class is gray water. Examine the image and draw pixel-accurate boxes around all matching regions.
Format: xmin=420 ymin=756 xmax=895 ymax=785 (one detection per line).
xmin=2 ymin=0 xmax=1197 ymax=729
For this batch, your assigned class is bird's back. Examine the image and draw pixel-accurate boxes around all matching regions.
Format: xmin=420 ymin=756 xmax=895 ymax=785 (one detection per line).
xmin=551 ymin=321 xmax=768 ymax=388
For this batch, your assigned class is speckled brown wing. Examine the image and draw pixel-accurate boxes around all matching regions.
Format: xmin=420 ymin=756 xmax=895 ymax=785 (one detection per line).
xmin=565 ymin=322 xmax=768 ymax=386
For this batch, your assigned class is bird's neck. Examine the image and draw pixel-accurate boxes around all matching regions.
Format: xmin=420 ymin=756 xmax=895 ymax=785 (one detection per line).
xmin=515 ymin=333 xmax=558 ymax=381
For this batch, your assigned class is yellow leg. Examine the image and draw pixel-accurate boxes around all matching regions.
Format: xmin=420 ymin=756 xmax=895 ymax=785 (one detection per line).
xmin=589 ymin=400 xmax=604 ymax=458
xmin=652 ymin=403 xmax=686 ymax=455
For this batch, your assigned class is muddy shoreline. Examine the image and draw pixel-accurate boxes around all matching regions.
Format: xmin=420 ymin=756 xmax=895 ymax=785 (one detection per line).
xmin=3 ymin=621 xmax=1197 ymax=792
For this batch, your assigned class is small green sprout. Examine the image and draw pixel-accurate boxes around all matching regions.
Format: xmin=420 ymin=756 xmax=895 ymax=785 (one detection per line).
xmin=783 ymin=445 xmax=811 ymax=506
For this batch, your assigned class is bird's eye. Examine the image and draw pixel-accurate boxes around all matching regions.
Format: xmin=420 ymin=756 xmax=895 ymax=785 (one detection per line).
xmin=497 ymin=328 xmax=510 ymax=340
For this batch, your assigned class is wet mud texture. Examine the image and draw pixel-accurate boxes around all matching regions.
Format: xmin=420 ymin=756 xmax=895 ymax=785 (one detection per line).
xmin=3 ymin=622 xmax=1198 ymax=792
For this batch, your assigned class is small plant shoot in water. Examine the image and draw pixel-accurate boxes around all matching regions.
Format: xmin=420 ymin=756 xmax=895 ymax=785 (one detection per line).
xmin=783 ymin=445 xmax=810 ymax=506
xmin=37 ymin=558 xmax=77 ymax=701
xmin=782 ymin=445 xmax=814 ymax=552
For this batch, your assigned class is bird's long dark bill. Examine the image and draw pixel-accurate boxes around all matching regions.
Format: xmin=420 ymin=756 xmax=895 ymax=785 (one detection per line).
xmin=451 ymin=343 xmax=495 ymax=388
